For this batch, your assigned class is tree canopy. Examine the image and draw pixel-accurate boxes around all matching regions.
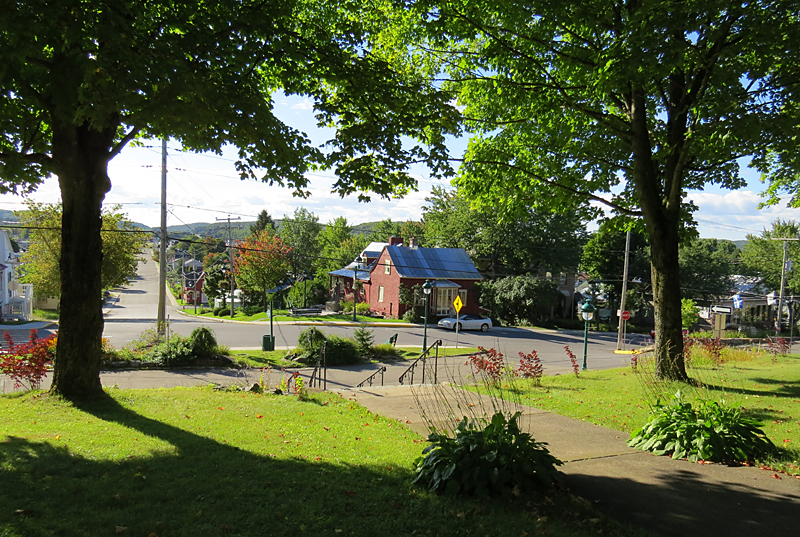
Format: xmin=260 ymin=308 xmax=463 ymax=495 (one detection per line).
xmin=422 ymin=186 xmax=587 ymax=276
xmin=233 ymin=231 xmax=292 ymax=308
xmin=386 ymin=0 xmax=799 ymax=379
xmin=16 ymin=203 xmax=148 ymax=297
xmin=740 ymin=220 xmax=800 ymax=296
xmin=0 ymin=0 xmax=457 ymax=398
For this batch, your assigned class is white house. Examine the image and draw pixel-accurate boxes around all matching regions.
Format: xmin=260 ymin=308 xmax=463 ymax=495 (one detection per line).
xmin=0 ymin=231 xmax=33 ymax=321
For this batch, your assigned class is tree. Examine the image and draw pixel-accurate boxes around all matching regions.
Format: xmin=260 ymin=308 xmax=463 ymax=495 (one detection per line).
xmin=393 ymin=0 xmax=796 ymax=379
xmin=316 ymin=217 xmax=367 ymax=279
xmin=423 ymin=186 xmax=587 ymax=275
xmin=581 ymin=221 xmax=651 ymax=320
xmin=250 ymin=210 xmax=276 ymax=236
xmin=233 ymin=231 xmax=292 ymax=310
xmin=280 ymin=208 xmax=322 ymax=277
xmin=678 ymin=239 xmax=738 ymax=301
xmin=0 ymin=1 xmax=454 ymax=398
xmin=476 ymin=275 xmax=563 ymax=325
xmin=17 ymin=203 xmax=147 ymax=298
xmin=740 ymin=220 xmax=800 ymax=295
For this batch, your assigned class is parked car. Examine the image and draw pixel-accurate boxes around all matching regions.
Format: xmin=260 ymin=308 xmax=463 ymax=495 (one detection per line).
xmin=438 ymin=314 xmax=492 ymax=332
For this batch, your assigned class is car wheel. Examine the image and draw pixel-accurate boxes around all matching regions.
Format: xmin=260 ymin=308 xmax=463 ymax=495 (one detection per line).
xmin=456 ymin=323 xmax=462 ymax=331
xmin=480 ymin=323 xmax=490 ymax=332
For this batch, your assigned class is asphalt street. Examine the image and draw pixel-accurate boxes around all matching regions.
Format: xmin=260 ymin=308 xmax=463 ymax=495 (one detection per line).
xmin=0 ymin=256 xmax=650 ymax=393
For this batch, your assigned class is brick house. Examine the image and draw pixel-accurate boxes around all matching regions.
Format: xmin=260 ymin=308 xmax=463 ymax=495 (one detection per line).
xmin=329 ymin=237 xmax=483 ymax=318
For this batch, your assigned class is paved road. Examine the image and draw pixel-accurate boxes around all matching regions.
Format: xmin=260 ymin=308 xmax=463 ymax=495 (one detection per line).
xmin=102 ymin=256 xmax=649 ymax=374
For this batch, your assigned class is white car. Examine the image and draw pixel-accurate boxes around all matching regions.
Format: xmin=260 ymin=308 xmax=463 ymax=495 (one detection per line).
xmin=438 ymin=314 xmax=492 ymax=332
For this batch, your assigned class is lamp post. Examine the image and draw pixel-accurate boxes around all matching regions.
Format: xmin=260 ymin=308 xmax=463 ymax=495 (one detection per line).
xmin=580 ymin=301 xmax=597 ymax=371
xmin=352 ymin=254 xmax=363 ymax=322
xmin=422 ymin=280 xmax=433 ymax=352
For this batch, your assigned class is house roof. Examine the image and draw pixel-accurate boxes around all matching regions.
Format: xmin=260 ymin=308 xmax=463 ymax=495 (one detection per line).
xmin=361 ymin=242 xmax=389 ymax=260
xmin=386 ymin=246 xmax=482 ymax=280
xmin=329 ymin=261 xmax=375 ymax=282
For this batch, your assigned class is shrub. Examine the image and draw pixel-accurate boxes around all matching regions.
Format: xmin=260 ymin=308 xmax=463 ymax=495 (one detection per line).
xmin=242 ymin=305 xmax=263 ymax=316
xmin=297 ymin=326 xmax=325 ymax=354
xmin=467 ymin=347 xmax=507 ymax=383
xmin=355 ymin=302 xmax=371 ymax=315
xmin=149 ymin=336 xmax=195 ymax=366
xmin=413 ymin=412 xmax=562 ymax=498
xmin=213 ymin=306 xmax=227 ymax=316
xmin=0 ymin=329 xmax=56 ymax=390
xmin=370 ymin=343 xmax=401 ymax=359
xmin=188 ymin=327 xmax=218 ymax=358
xmin=517 ymin=350 xmax=543 ymax=385
xmin=353 ymin=323 xmax=374 ymax=357
xmin=402 ymin=309 xmax=418 ymax=323
xmin=627 ymin=391 xmax=776 ymax=463
xmin=324 ymin=335 xmax=361 ymax=366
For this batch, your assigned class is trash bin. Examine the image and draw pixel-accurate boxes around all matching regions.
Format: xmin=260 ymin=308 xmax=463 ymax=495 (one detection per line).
xmin=262 ymin=335 xmax=275 ymax=352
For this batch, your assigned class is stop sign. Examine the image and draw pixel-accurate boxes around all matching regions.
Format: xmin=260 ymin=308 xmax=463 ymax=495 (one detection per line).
xmin=621 ymin=311 xmax=631 ymax=321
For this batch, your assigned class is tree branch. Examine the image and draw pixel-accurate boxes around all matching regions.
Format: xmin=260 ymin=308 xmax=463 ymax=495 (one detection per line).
xmin=451 ymin=157 xmax=642 ymax=216
xmin=0 ymin=151 xmax=52 ymax=166
xmin=109 ymin=126 xmax=141 ymax=160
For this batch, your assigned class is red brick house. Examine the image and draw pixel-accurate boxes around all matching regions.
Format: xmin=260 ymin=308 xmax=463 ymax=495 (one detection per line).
xmin=330 ymin=238 xmax=483 ymax=318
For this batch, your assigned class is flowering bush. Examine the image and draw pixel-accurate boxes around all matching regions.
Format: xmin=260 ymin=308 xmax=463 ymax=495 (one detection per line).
xmin=0 ymin=329 xmax=57 ymax=390
xmin=517 ymin=351 xmax=543 ymax=385
xmin=564 ymin=345 xmax=580 ymax=377
xmin=467 ymin=347 xmax=506 ymax=382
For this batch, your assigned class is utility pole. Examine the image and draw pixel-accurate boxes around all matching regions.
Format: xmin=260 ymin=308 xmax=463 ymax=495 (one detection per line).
xmin=616 ymin=229 xmax=631 ymax=350
xmin=217 ymin=215 xmax=241 ymax=317
xmin=157 ymin=138 xmax=168 ymax=336
xmin=770 ymin=238 xmax=798 ymax=335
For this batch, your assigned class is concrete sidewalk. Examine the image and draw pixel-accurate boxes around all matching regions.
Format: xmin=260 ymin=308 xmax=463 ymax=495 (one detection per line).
xmin=339 ymin=384 xmax=800 ymax=537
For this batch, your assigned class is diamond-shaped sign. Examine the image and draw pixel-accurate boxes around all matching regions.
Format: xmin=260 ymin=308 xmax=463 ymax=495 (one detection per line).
xmin=453 ymin=295 xmax=463 ymax=313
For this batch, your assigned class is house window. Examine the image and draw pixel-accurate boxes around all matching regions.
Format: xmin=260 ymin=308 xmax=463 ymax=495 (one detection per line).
xmin=436 ymin=287 xmax=457 ymax=316
xmin=378 ymin=286 xmax=384 ymax=303
xmin=458 ymin=289 xmax=467 ymax=309
xmin=384 ymin=259 xmax=391 ymax=274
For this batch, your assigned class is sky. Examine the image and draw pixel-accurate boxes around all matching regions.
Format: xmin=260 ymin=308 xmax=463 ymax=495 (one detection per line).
xmin=1 ymin=93 xmax=798 ymax=241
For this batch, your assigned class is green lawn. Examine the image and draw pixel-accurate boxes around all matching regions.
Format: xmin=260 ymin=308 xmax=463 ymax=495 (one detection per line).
xmin=488 ymin=350 xmax=800 ymax=475
xmin=0 ymin=388 xmax=645 ymax=537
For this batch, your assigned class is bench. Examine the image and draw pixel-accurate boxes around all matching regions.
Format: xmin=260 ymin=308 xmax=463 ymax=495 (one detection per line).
xmin=289 ymin=307 xmax=323 ymax=316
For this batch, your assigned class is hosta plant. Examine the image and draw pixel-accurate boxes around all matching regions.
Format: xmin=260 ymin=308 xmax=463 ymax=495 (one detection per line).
xmin=627 ymin=391 xmax=776 ymax=463
xmin=413 ymin=411 xmax=562 ymax=498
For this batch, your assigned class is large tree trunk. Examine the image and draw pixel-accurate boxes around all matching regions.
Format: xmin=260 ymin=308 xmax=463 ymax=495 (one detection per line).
xmin=648 ymin=224 xmax=688 ymax=381
xmin=629 ymin=87 xmax=689 ymax=382
xmin=49 ymin=120 xmax=114 ymax=399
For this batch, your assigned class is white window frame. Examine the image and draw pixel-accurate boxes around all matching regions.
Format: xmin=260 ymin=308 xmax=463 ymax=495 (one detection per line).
xmin=436 ymin=287 xmax=457 ymax=316
xmin=378 ymin=286 xmax=385 ymax=303
xmin=384 ymin=259 xmax=391 ymax=274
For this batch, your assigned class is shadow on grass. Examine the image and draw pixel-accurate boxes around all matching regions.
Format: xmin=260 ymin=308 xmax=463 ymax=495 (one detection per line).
xmin=0 ymin=393 xmax=635 ymax=537
xmin=0 ymin=394 xmax=433 ymax=536
xmin=695 ymin=381 xmax=800 ymax=399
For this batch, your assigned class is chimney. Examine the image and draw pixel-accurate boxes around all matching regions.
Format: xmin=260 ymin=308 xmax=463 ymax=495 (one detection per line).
xmin=389 ymin=236 xmax=403 ymax=246
xmin=408 ymin=237 xmax=418 ymax=249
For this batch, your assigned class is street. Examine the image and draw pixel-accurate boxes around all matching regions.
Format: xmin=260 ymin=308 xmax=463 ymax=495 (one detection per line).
xmin=100 ymin=257 xmax=647 ymax=376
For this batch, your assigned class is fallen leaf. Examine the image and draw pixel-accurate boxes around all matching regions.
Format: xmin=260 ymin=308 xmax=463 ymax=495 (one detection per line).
xmin=115 ymin=527 xmax=127 ymax=534
xmin=771 ymin=473 xmax=782 ymax=479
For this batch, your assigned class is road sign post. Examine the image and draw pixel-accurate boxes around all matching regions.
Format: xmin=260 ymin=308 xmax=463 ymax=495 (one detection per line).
xmin=453 ymin=296 xmax=463 ymax=348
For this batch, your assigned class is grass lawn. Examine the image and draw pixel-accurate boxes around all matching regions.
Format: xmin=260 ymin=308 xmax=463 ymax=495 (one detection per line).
xmin=231 ymin=347 xmax=484 ymax=369
xmin=0 ymin=388 xmax=644 ymax=537
xmin=491 ymin=351 xmax=800 ymax=475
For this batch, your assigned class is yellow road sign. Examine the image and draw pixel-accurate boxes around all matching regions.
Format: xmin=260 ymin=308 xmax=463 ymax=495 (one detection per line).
xmin=453 ymin=295 xmax=463 ymax=313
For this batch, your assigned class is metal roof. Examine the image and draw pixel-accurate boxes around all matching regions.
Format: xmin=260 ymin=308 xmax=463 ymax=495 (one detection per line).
xmin=328 ymin=266 xmax=372 ymax=282
xmin=361 ymin=242 xmax=389 ymax=259
xmin=387 ymin=246 xmax=482 ymax=280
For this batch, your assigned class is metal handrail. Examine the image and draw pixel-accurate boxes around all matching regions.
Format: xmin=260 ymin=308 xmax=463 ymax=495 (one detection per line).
xmin=308 ymin=341 xmax=327 ymax=389
xmin=356 ymin=366 xmax=386 ymax=388
xmin=398 ymin=340 xmax=442 ymax=385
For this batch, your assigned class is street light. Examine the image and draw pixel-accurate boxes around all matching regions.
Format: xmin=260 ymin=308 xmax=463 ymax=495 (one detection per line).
xmin=352 ymin=254 xmax=363 ymax=322
xmin=580 ymin=301 xmax=597 ymax=371
xmin=422 ymin=280 xmax=433 ymax=352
